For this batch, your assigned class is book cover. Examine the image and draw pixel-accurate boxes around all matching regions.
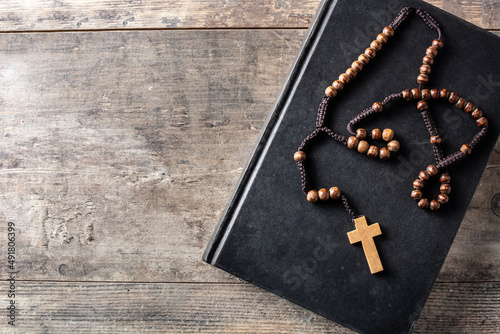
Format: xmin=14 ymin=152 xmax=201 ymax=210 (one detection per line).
xmin=203 ymin=0 xmax=500 ymax=333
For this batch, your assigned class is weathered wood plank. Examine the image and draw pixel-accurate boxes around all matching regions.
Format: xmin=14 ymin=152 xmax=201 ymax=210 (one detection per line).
xmin=0 ymin=0 xmax=496 ymax=31
xmin=2 ymin=281 xmax=497 ymax=333
xmin=0 ymin=30 xmax=498 ymax=284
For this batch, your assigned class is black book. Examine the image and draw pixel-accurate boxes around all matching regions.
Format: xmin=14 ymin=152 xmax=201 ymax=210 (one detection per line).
xmin=203 ymin=0 xmax=500 ymax=333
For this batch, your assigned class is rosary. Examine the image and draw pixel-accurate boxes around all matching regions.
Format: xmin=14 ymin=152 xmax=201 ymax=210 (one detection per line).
xmin=293 ymin=7 xmax=489 ymax=274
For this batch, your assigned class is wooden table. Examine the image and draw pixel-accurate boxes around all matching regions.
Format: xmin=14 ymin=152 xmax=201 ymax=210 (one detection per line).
xmin=0 ymin=1 xmax=498 ymax=333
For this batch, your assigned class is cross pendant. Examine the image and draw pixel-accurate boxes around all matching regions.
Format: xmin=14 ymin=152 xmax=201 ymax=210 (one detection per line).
xmin=347 ymin=216 xmax=384 ymax=274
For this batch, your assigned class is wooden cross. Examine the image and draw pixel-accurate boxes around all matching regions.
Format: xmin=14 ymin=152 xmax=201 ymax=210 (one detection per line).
xmin=347 ymin=216 xmax=384 ymax=274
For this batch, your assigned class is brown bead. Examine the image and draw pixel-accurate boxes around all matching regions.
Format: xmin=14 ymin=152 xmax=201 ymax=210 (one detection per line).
xmin=294 ymin=151 xmax=306 ymax=162
xmin=426 ymin=46 xmax=438 ymax=58
xmin=347 ymin=136 xmax=359 ymax=150
xmin=417 ymin=74 xmax=429 ymax=84
xmin=432 ymin=39 xmax=444 ymax=49
xmin=430 ymin=200 xmax=440 ymax=211
xmin=460 ymin=144 xmax=471 ymax=155
xmin=377 ymin=33 xmax=388 ymax=43
xmin=367 ymin=145 xmax=379 ymax=158
xmin=455 ymin=97 xmax=467 ymax=109
xmin=356 ymin=128 xmax=367 ymax=140
xmin=318 ymin=188 xmax=330 ymax=201
xmin=402 ymin=89 xmax=412 ymax=100
xmin=307 ymin=190 xmax=319 ymax=202
xmin=333 ymin=80 xmax=344 ymax=91
xmin=437 ymin=193 xmax=449 ymax=204
xmin=413 ymin=179 xmax=425 ymax=190
xmin=430 ymin=89 xmax=439 ymax=100
xmin=440 ymin=89 xmax=449 ymax=100
xmin=464 ymin=102 xmax=475 ymax=113
xmin=440 ymin=183 xmax=451 ymax=194
xmin=351 ymin=60 xmax=364 ymax=72
xmin=426 ymin=164 xmax=438 ymax=176
xmin=418 ymin=198 xmax=429 ymax=209
xmin=417 ymin=100 xmax=428 ymax=111
xmin=471 ymin=108 xmax=483 ymax=119
xmin=411 ymin=88 xmax=421 ymax=99
xmin=325 ymin=86 xmax=337 ymax=98
xmin=372 ymin=128 xmax=381 ymax=140
xmin=357 ymin=140 xmax=369 ymax=154
xmin=411 ymin=190 xmax=423 ymax=201
xmin=476 ymin=117 xmax=488 ymax=127
xmin=383 ymin=26 xmax=394 ymax=37
xmin=421 ymin=89 xmax=431 ymax=100
xmin=382 ymin=128 xmax=395 ymax=141
xmin=370 ymin=40 xmax=383 ymax=51
xmin=439 ymin=173 xmax=451 ymax=183
xmin=420 ymin=65 xmax=432 ymax=75
xmin=372 ymin=102 xmax=383 ymax=113
xmin=387 ymin=140 xmax=400 ymax=152
xmin=430 ymin=136 xmax=442 ymax=145
xmin=423 ymin=56 xmax=434 ymax=65
xmin=379 ymin=147 xmax=390 ymax=160
xmin=329 ymin=187 xmax=341 ymax=200
xmin=346 ymin=68 xmax=358 ymax=79
xmin=358 ymin=54 xmax=370 ymax=65
xmin=448 ymin=92 xmax=459 ymax=104
xmin=365 ymin=47 xmax=377 ymax=59
xmin=339 ymin=73 xmax=351 ymax=85
xmin=419 ymin=170 xmax=430 ymax=181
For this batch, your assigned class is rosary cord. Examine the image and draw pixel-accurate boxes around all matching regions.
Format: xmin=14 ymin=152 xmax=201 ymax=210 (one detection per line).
xmin=390 ymin=7 xmax=442 ymax=40
xmin=420 ymin=109 xmax=445 ymax=162
xmin=341 ymin=195 xmax=359 ymax=220
xmin=315 ymin=96 xmax=331 ymax=128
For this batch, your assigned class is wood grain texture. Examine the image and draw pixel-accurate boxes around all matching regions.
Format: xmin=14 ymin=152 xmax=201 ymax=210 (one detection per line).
xmin=1 ymin=281 xmax=498 ymax=333
xmin=0 ymin=0 xmax=497 ymax=31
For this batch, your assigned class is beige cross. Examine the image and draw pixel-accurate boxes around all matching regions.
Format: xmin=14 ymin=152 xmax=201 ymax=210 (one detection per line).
xmin=347 ymin=216 xmax=384 ymax=274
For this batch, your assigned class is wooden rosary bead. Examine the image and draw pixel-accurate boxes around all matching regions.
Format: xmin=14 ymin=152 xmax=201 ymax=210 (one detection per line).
xmin=455 ymin=97 xmax=467 ymax=109
xmin=383 ymin=26 xmax=394 ymax=37
xmin=421 ymin=89 xmax=431 ymax=100
xmin=351 ymin=60 xmax=364 ymax=72
xmin=419 ymin=170 xmax=430 ymax=181
xmin=387 ymin=140 xmax=400 ymax=152
xmin=417 ymin=100 xmax=428 ymax=111
xmin=357 ymin=140 xmax=370 ymax=154
xmin=417 ymin=74 xmax=429 ymax=84
xmin=294 ymin=151 xmax=306 ymax=162
xmin=370 ymin=40 xmax=383 ymax=51
xmin=347 ymin=136 xmax=359 ymax=150
xmin=339 ymin=73 xmax=351 ymax=85
xmin=346 ymin=68 xmax=358 ymax=79
xmin=426 ymin=46 xmax=438 ymax=57
xmin=307 ymin=190 xmax=319 ymax=202
xmin=430 ymin=200 xmax=440 ymax=211
xmin=439 ymin=88 xmax=449 ymax=100
xmin=413 ymin=179 xmax=425 ymax=190
xmin=437 ymin=193 xmax=449 ymax=204
xmin=382 ymin=128 xmax=395 ymax=141
xmin=379 ymin=147 xmax=390 ymax=160
xmin=440 ymin=183 xmax=451 ymax=194
xmin=402 ymin=89 xmax=412 ymax=100
xmin=411 ymin=190 xmax=423 ymax=200
xmin=418 ymin=198 xmax=429 ymax=209
xmin=422 ymin=56 xmax=434 ymax=65
xmin=471 ymin=108 xmax=483 ymax=119
xmin=318 ymin=188 xmax=330 ymax=201
xmin=329 ymin=187 xmax=341 ymax=200
xmin=372 ymin=128 xmax=381 ymax=140
xmin=430 ymin=136 xmax=442 ymax=145
xmin=356 ymin=128 xmax=367 ymax=139
xmin=357 ymin=54 xmax=370 ymax=65
xmin=430 ymin=88 xmax=440 ymax=100
xmin=333 ymin=80 xmax=344 ymax=91
xmin=426 ymin=164 xmax=438 ymax=176
xmin=377 ymin=33 xmax=389 ymax=43
xmin=325 ymin=86 xmax=337 ymax=98
xmin=439 ymin=173 xmax=451 ymax=183
xmin=411 ymin=88 xmax=421 ymax=99
xmin=448 ymin=92 xmax=459 ymax=104
xmin=432 ymin=39 xmax=444 ymax=49
xmin=460 ymin=144 xmax=472 ymax=155
xmin=367 ymin=145 xmax=379 ymax=158
xmin=464 ymin=102 xmax=475 ymax=113
xmin=476 ymin=117 xmax=488 ymax=127
xmin=365 ymin=47 xmax=377 ymax=59
xmin=420 ymin=65 xmax=431 ymax=75
xmin=372 ymin=102 xmax=383 ymax=113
